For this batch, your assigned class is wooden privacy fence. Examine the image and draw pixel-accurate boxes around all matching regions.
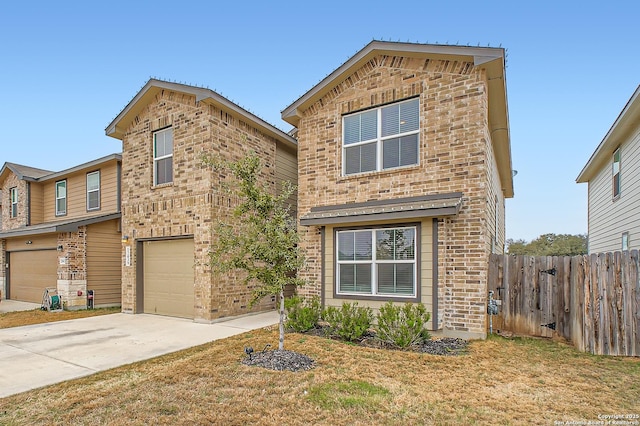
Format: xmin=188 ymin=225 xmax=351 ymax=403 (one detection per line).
xmin=488 ymin=251 xmax=640 ymax=356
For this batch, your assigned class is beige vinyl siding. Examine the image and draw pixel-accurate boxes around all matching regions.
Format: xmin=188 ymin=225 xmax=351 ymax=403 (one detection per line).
xmin=588 ymin=128 xmax=640 ymax=253
xmin=323 ymin=218 xmax=434 ymax=329
xmin=42 ymin=161 xmax=120 ymax=222
xmin=275 ymin=143 xmax=298 ymax=217
xmin=486 ymin=130 xmax=506 ymax=254
xmin=6 ymin=234 xmax=57 ymax=251
xmin=86 ymin=220 xmax=122 ymax=306
xmin=29 ymin=183 xmax=44 ymax=225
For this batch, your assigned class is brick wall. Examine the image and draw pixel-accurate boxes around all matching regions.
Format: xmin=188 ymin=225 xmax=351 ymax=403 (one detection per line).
xmin=1 ymin=174 xmax=28 ymax=231
xmin=57 ymin=228 xmax=88 ymax=309
xmin=296 ymin=54 xmax=499 ymax=338
xmin=120 ymin=89 xmax=280 ymax=321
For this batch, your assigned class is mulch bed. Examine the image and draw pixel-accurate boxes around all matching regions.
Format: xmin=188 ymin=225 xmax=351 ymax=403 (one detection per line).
xmin=242 ymin=326 xmax=468 ymax=372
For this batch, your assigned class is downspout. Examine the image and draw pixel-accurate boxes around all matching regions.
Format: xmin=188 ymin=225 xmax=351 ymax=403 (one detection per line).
xmin=26 ymin=182 xmax=31 ymax=226
xmin=432 ymin=218 xmax=439 ymax=331
xmin=116 ymin=161 xmax=122 ymax=213
xmin=320 ymin=226 xmax=325 ymax=309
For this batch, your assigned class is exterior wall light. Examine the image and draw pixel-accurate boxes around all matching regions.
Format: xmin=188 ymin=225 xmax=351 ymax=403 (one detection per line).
xmin=25 ymin=240 xmax=32 ymax=245
xmin=121 ymin=235 xmax=129 ymax=243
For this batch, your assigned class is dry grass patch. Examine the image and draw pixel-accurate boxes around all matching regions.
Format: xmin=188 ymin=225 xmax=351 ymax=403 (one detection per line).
xmin=0 ymin=329 xmax=638 ymax=425
xmin=0 ymin=307 xmax=120 ymax=329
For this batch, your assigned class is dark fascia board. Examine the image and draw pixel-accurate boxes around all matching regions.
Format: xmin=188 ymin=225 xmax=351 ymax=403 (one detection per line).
xmin=281 ymin=40 xmax=513 ymax=198
xmin=300 ymin=193 xmax=463 ymax=226
xmin=577 ymin=85 xmax=640 ymax=183
xmin=105 ymin=79 xmax=297 ymax=150
xmin=37 ymin=154 xmax=122 ymax=182
xmin=0 ymin=162 xmax=52 ymax=184
xmin=0 ymin=212 xmax=121 ymax=238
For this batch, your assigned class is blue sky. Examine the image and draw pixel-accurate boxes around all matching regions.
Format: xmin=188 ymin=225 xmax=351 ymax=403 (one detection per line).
xmin=1 ymin=1 xmax=638 ymax=241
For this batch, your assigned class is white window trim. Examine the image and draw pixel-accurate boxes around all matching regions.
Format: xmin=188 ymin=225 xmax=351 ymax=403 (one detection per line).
xmin=342 ymin=98 xmax=420 ymax=176
xmin=9 ymin=187 xmax=18 ymax=218
xmin=154 ymin=128 xmax=173 ymax=186
xmin=622 ymin=232 xmax=629 ymax=251
xmin=613 ymin=148 xmax=621 ymax=199
xmin=86 ymin=171 xmax=100 ymax=211
xmin=336 ymin=226 xmax=417 ymax=298
xmin=55 ymin=180 xmax=67 ymax=216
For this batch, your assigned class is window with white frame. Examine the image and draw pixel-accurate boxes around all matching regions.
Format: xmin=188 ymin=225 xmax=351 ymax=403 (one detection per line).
xmin=86 ymin=171 xmax=100 ymax=211
xmin=343 ymin=98 xmax=419 ymax=175
xmin=154 ymin=128 xmax=173 ymax=185
xmin=622 ymin=232 xmax=629 ymax=251
xmin=9 ymin=187 xmax=18 ymax=218
xmin=336 ymin=226 xmax=417 ymax=297
xmin=613 ymin=148 xmax=621 ymax=198
xmin=55 ymin=180 xmax=67 ymax=216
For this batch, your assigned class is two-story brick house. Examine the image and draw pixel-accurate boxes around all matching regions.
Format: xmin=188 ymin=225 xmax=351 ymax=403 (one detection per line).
xmin=0 ymin=154 xmax=122 ymax=308
xmin=282 ymin=41 xmax=514 ymax=339
xmin=106 ymin=79 xmax=297 ymax=321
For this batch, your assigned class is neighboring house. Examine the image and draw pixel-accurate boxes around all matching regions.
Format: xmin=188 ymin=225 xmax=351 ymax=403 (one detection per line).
xmin=0 ymin=154 xmax=122 ymax=308
xmin=105 ymin=79 xmax=297 ymax=321
xmin=282 ymin=41 xmax=514 ymax=339
xmin=577 ymin=85 xmax=640 ymax=253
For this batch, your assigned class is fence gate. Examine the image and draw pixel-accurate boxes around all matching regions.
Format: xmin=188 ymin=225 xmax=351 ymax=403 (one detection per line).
xmin=489 ymin=252 xmax=639 ymax=357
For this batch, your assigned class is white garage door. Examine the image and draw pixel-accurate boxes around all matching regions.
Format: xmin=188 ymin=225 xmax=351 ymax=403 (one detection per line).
xmin=143 ymin=239 xmax=195 ymax=318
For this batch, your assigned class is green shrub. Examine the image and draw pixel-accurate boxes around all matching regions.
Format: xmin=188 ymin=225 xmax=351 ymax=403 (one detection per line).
xmin=323 ymin=302 xmax=373 ymax=341
xmin=375 ymin=302 xmax=431 ymax=348
xmin=285 ymin=295 xmax=321 ymax=332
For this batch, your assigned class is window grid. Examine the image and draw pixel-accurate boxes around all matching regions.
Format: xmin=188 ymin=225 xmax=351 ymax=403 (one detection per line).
xmin=336 ymin=226 xmax=416 ymax=297
xmin=343 ymin=98 xmax=419 ymax=176
xmin=55 ymin=180 xmax=67 ymax=216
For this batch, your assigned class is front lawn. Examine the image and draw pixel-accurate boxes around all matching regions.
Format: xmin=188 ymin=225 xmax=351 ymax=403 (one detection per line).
xmin=0 ymin=327 xmax=638 ymax=425
xmin=0 ymin=307 xmax=120 ymax=329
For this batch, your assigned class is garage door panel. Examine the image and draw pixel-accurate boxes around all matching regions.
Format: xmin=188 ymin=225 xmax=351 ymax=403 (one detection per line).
xmin=9 ymin=250 xmax=58 ymax=303
xmin=143 ymin=239 xmax=194 ymax=319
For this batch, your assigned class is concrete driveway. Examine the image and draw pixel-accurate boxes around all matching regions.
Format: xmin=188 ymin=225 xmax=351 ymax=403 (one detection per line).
xmin=0 ymin=311 xmax=279 ymax=398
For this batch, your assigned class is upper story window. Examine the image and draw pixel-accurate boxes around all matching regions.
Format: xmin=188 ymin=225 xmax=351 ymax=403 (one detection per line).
xmin=9 ymin=187 xmax=18 ymax=218
xmin=343 ymin=98 xmax=419 ymax=176
xmin=55 ymin=180 xmax=67 ymax=216
xmin=87 ymin=171 xmax=100 ymax=211
xmin=154 ymin=128 xmax=173 ymax=185
xmin=336 ymin=226 xmax=417 ymax=298
xmin=613 ymin=148 xmax=621 ymax=199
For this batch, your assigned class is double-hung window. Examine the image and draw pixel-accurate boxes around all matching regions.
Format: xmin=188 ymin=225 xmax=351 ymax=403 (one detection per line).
xmin=613 ymin=148 xmax=621 ymax=198
xmin=87 ymin=171 xmax=100 ymax=211
xmin=336 ymin=226 xmax=417 ymax=298
xmin=9 ymin=187 xmax=18 ymax=218
xmin=154 ymin=128 xmax=173 ymax=185
xmin=55 ymin=180 xmax=67 ymax=216
xmin=343 ymin=98 xmax=419 ymax=175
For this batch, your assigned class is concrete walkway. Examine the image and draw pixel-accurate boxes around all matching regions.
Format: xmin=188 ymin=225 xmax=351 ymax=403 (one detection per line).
xmin=0 ymin=310 xmax=279 ymax=398
xmin=0 ymin=300 xmax=41 ymax=314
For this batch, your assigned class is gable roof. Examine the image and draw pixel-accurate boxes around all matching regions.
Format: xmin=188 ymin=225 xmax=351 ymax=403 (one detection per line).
xmin=0 ymin=163 xmax=52 ymax=183
xmin=0 ymin=154 xmax=121 ymax=186
xmin=105 ymin=79 xmax=297 ymax=149
xmin=577 ymin=85 xmax=640 ymax=183
xmin=281 ymin=40 xmax=513 ymax=198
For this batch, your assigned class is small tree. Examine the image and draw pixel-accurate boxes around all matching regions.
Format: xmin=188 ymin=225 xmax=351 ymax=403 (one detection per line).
xmin=205 ymin=152 xmax=305 ymax=350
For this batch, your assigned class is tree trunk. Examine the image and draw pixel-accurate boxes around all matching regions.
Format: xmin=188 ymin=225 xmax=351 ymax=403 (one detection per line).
xmin=279 ymin=289 xmax=285 ymax=350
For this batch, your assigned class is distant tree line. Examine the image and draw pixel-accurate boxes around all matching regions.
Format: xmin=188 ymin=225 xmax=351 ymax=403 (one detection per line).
xmin=506 ymin=233 xmax=587 ymax=256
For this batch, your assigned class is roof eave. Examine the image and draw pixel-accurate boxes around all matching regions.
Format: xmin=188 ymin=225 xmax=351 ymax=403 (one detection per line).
xmin=577 ymin=85 xmax=640 ymax=183
xmin=106 ymin=79 xmax=297 ymax=150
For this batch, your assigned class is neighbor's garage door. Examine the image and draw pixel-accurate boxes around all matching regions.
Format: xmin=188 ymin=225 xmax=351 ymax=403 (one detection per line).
xmin=9 ymin=250 xmax=58 ymax=303
xmin=143 ymin=239 xmax=195 ymax=318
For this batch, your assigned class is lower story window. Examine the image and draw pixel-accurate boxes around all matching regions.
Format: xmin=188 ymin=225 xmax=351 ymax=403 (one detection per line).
xmin=336 ymin=226 xmax=416 ymax=297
